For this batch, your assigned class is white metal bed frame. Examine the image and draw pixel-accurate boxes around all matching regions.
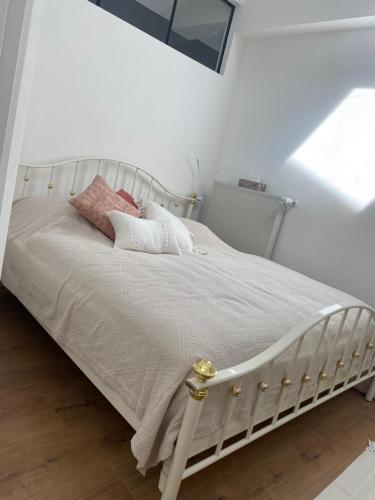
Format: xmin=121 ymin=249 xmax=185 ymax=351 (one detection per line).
xmin=17 ymin=157 xmax=197 ymax=218
xmin=15 ymin=158 xmax=375 ymax=500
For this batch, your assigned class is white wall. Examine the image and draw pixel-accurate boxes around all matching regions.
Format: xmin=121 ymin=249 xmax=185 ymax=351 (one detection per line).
xmin=216 ymin=29 xmax=375 ymax=307
xmin=0 ymin=0 xmax=9 ymax=56
xmin=21 ymin=0 xmax=243 ymax=197
xmin=0 ymin=0 xmax=41 ymax=272
xmin=234 ymin=0 xmax=375 ymax=35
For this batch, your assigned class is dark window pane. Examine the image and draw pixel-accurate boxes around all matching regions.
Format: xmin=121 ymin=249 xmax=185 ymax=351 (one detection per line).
xmin=96 ymin=0 xmax=175 ymax=42
xmin=168 ymin=0 xmax=233 ymax=71
xmin=88 ymin=0 xmax=235 ymax=73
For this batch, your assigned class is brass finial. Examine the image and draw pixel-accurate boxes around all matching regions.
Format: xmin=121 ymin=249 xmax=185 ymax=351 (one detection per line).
xmin=193 ymin=359 xmax=217 ymax=383
xmin=302 ymin=374 xmax=311 ymax=384
xmin=336 ymin=361 xmax=345 ymax=369
xmin=319 ymin=372 xmax=328 ymax=381
xmin=282 ymin=377 xmax=292 ymax=388
xmin=189 ymin=192 xmax=197 ymax=206
xmin=367 ymin=343 xmax=374 ymax=350
xmin=352 ymin=351 xmax=361 ymax=359
xmin=257 ymin=382 xmax=269 ymax=392
xmin=231 ymin=386 xmax=242 ymax=397
xmin=189 ymin=388 xmax=209 ymax=401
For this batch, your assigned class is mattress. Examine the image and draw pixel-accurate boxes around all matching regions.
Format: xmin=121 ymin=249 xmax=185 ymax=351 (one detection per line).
xmin=2 ymin=196 xmax=370 ymax=472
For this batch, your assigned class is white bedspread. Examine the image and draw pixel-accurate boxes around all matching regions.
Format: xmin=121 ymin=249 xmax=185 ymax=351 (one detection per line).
xmin=2 ymin=196 xmax=367 ymax=472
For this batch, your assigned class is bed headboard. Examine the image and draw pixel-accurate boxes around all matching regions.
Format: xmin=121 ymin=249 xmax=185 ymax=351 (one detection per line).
xmin=16 ymin=158 xmax=197 ymax=218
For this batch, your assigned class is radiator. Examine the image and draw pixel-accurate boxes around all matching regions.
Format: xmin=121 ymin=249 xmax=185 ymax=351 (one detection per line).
xmin=204 ymin=182 xmax=296 ymax=259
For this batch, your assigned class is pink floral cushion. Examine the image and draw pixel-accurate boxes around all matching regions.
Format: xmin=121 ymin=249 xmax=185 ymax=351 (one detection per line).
xmin=69 ymin=175 xmax=142 ymax=240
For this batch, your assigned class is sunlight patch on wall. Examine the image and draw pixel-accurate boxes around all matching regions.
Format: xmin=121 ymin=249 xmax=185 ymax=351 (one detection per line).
xmin=290 ymin=88 xmax=375 ymax=210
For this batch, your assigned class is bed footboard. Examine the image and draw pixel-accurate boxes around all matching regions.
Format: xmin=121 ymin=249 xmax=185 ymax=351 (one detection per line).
xmin=160 ymin=304 xmax=375 ymax=500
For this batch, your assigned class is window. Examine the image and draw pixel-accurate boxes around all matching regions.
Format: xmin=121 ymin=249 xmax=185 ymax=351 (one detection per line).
xmin=168 ymin=0 xmax=234 ymax=71
xmin=90 ymin=0 xmax=175 ymax=42
xmin=88 ymin=0 xmax=235 ymax=72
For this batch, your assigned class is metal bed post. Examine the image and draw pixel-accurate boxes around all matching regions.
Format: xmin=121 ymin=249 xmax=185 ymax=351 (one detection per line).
xmin=160 ymin=360 xmax=217 ymax=500
xmin=184 ymin=192 xmax=197 ymax=219
xmin=366 ymin=377 xmax=375 ymax=401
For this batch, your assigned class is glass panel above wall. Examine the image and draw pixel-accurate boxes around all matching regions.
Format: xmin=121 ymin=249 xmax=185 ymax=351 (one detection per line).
xmin=167 ymin=0 xmax=234 ymax=71
xmin=88 ymin=0 xmax=235 ymax=73
xmin=90 ymin=0 xmax=175 ymax=42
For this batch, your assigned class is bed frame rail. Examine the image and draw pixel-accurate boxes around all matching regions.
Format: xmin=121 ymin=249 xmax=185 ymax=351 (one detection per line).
xmin=160 ymin=304 xmax=375 ymax=500
xmin=17 ymin=158 xmax=197 ymax=218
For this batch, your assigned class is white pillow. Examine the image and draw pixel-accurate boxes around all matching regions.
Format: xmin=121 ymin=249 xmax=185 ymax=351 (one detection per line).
xmin=141 ymin=199 xmax=194 ymax=253
xmin=107 ymin=210 xmax=181 ymax=255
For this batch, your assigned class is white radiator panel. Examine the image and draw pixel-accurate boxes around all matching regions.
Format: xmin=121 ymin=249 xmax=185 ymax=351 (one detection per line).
xmin=204 ymin=182 xmax=295 ymax=259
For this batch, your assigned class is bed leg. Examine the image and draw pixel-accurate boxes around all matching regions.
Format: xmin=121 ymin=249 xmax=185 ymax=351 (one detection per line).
xmin=160 ymin=359 xmax=216 ymax=500
xmin=160 ymin=395 xmax=205 ymax=500
xmin=158 ymin=458 xmax=171 ymax=493
xmin=365 ymin=376 xmax=375 ymax=402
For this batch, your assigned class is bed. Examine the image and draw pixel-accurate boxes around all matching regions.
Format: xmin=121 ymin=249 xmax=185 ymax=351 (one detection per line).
xmin=3 ymin=158 xmax=375 ymax=500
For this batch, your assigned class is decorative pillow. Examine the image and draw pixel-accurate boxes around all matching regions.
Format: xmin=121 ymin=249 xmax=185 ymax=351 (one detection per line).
xmin=107 ymin=210 xmax=181 ymax=255
xmin=69 ymin=176 xmax=142 ymax=240
xmin=116 ymin=188 xmax=139 ymax=209
xmin=141 ymin=199 xmax=194 ymax=253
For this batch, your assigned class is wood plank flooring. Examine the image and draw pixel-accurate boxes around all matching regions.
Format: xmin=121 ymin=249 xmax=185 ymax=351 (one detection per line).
xmin=0 ymin=284 xmax=374 ymax=499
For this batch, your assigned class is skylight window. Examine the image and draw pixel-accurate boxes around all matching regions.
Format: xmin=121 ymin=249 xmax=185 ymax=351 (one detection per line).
xmin=289 ymin=88 xmax=375 ymax=210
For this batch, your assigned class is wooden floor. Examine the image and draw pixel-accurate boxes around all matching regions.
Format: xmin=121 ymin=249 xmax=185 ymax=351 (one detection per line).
xmin=0 ymin=285 xmax=374 ymax=500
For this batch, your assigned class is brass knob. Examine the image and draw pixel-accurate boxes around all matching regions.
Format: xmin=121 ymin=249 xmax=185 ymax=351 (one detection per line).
xmin=23 ymin=176 xmax=30 ymax=182
xmin=336 ymin=361 xmax=345 ymax=369
xmin=367 ymin=343 xmax=374 ymax=350
xmin=352 ymin=351 xmax=361 ymax=359
xmin=231 ymin=386 xmax=242 ymax=397
xmin=189 ymin=388 xmax=209 ymax=401
xmin=257 ymin=382 xmax=269 ymax=392
xmin=319 ymin=372 xmax=328 ymax=381
xmin=193 ymin=359 xmax=217 ymax=382
xmin=70 ymin=191 xmax=76 ymax=197
xmin=302 ymin=374 xmax=311 ymax=384
xmin=48 ymin=183 xmax=54 ymax=190
xmin=282 ymin=377 xmax=292 ymax=388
